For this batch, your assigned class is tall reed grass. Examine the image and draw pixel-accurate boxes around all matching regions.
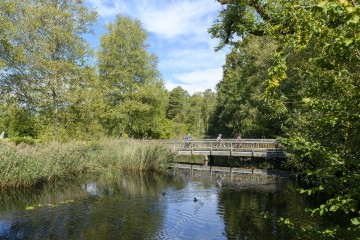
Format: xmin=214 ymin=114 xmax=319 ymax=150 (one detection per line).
xmin=0 ymin=139 xmax=175 ymax=189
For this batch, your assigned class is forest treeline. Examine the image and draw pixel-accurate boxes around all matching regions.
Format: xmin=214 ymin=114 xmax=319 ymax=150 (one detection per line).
xmin=1 ymin=0 xmax=360 ymax=238
xmin=0 ymin=0 xmax=218 ymax=141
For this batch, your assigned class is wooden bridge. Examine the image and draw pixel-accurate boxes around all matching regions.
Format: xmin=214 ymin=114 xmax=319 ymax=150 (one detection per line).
xmin=160 ymin=139 xmax=285 ymax=165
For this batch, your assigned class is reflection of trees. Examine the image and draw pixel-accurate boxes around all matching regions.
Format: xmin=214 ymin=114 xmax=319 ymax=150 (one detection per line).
xmin=218 ymin=178 xmax=326 ymax=239
xmin=0 ymin=173 xmax=184 ymax=239
xmin=0 ymin=177 xmax=88 ymax=215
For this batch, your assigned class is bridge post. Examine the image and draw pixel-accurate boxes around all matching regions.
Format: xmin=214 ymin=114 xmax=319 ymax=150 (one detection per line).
xmin=203 ymin=155 xmax=209 ymax=166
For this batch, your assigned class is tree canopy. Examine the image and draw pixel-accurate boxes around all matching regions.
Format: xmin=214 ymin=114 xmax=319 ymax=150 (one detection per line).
xmin=0 ymin=3 xmax=216 ymax=141
xmin=0 ymin=0 xmax=98 ymax=141
xmin=209 ymin=0 xmax=360 ymax=237
xmin=98 ymin=15 xmax=168 ymax=139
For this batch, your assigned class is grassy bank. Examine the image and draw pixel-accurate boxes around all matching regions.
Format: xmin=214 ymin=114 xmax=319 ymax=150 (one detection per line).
xmin=0 ymin=139 xmax=175 ymax=189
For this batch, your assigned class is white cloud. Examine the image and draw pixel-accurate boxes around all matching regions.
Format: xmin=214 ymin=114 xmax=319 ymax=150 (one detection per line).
xmin=85 ymin=0 xmax=229 ymax=94
xmin=87 ymin=0 xmax=220 ymax=39
xmin=159 ymin=47 xmax=227 ymax=72
xmin=166 ymin=68 xmax=223 ymax=95
xmin=137 ymin=1 xmax=219 ymax=39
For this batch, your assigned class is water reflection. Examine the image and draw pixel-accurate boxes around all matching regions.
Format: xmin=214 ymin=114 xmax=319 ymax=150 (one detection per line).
xmin=0 ymin=171 xmax=331 ymax=239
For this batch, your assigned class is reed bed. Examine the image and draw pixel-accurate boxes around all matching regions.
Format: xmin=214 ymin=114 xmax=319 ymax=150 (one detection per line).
xmin=0 ymin=139 xmax=175 ymax=189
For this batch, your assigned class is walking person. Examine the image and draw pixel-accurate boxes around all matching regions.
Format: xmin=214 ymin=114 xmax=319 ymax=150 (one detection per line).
xmin=184 ymin=133 xmax=191 ymax=148
xmin=216 ymin=134 xmax=224 ymax=148
xmin=235 ymin=134 xmax=242 ymax=148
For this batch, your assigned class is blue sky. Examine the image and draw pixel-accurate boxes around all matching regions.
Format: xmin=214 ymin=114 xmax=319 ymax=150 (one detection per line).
xmin=85 ymin=0 xmax=229 ymax=94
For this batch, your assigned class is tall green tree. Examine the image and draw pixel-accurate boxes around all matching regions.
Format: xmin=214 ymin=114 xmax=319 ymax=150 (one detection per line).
xmin=186 ymin=93 xmax=205 ymax=137
xmin=213 ymin=35 xmax=282 ymax=138
xmin=165 ymin=86 xmax=189 ymax=138
xmin=60 ymin=67 xmax=106 ymax=140
xmin=202 ymin=89 xmax=217 ymax=137
xmin=0 ymin=0 xmax=97 ymax=141
xmin=165 ymin=87 xmax=217 ymax=138
xmin=98 ymin=15 xmax=167 ymax=139
xmin=166 ymin=86 xmax=189 ymax=120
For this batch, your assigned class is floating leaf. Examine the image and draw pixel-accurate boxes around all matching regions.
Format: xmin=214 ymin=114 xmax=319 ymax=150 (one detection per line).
xmin=25 ymin=206 xmax=35 ymax=210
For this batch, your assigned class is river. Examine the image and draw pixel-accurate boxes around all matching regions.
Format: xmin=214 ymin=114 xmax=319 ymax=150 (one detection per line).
xmin=0 ymin=169 xmax=332 ymax=239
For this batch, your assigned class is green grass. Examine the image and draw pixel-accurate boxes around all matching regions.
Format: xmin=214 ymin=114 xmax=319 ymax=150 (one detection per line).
xmin=175 ymin=155 xmax=204 ymax=164
xmin=0 ymin=139 xmax=175 ymax=189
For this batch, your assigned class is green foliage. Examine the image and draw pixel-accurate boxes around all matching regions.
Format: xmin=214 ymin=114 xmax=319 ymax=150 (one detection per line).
xmin=0 ymin=139 xmax=175 ymax=189
xmin=164 ymin=87 xmax=217 ymax=138
xmin=0 ymin=1 xmax=214 ymax=141
xmin=10 ymin=136 xmax=35 ymax=145
xmin=202 ymin=89 xmax=217 ymax=136
xmin=212 ymin=35 xmax=283 ymax=138
xmin=3 ymin=105 xmax=37 ymax=138
xmin=0 ymin=0 xmax=98 ymax=141
xmin=166 ymin=86 xmax=189 ymax=120
xmin=210 ymin=0 xmax=360 ymax=237
xmin=98 ymin=15 xmax=168 ymax=139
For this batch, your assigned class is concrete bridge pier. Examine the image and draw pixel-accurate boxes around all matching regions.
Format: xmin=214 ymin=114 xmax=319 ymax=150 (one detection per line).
xmin=203 ymin=155 xmax=209 ymax=166
xmin=203 ymin=155 xmax=216 ymax=166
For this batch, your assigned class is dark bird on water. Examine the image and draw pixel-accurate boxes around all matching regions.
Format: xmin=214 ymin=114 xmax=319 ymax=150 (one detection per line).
xmin=162 ymin=192 xmax=166 ymax=196
xmin=194 ymin=197 xmax=198 ymax=202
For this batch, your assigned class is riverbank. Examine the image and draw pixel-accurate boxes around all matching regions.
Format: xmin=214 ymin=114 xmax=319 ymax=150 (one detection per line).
xmin=0 ymin=139 xmax=175 ymax=189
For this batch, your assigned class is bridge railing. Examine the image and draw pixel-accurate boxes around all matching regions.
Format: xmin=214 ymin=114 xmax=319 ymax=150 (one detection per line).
xmin=159 ymin=139 xmax=281 ymax=152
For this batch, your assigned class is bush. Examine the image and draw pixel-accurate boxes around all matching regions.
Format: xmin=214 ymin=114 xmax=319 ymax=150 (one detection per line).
xmin=11 ymin=136 xmax=35 ymax=145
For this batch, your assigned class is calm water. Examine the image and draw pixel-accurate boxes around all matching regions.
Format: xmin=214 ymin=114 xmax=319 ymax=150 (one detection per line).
xmin=0 ymin=170 xmax=330 ymax=240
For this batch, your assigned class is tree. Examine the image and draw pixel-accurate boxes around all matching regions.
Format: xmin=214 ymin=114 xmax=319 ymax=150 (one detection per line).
xmin=0 ymin=0 xmax=97 ymax=141
xmin=210 ymin=0 xmax=360 ymax=237
xmin=186 ymin=93 xmax=205 ymax=137
xmin=98 ymin=15 xmax=168 ymax=139
xmin=166 ymin=86 xmax=189 ymax=120
xmin=213 ymin=35 xmax=283 ymax=138
xmin=202 ymin=89 xmax=217 ymax=136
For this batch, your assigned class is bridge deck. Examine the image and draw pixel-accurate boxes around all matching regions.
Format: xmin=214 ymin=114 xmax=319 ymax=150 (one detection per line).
xmin=160 ymin=139 xmax=284 ymax=158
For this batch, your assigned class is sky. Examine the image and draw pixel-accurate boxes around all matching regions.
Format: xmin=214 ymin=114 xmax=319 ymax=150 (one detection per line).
xmin=85 ymin=0 xmax=229 ymax=95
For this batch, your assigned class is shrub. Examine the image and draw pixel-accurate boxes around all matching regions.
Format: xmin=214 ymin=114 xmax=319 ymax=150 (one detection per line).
xmin=11 ymin=136 xmax=35 ymax=145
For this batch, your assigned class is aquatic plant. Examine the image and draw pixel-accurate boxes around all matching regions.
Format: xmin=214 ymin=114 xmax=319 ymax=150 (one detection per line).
xmin=0 ymin=139 xmax=175 ymax=189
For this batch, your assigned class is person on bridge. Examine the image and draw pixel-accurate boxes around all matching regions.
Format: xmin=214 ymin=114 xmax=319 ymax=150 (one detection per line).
xmin=235 ymin=134 xmax=242 ymax=148
xmin=184 ymin=133 xmax=191 ymax=148
xmin=216 ymin=134 xmax=224 ymax=148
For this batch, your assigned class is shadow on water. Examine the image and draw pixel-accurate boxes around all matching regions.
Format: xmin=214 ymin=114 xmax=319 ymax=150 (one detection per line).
xmin=0 ymin=171 xmax=338 ymax=240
